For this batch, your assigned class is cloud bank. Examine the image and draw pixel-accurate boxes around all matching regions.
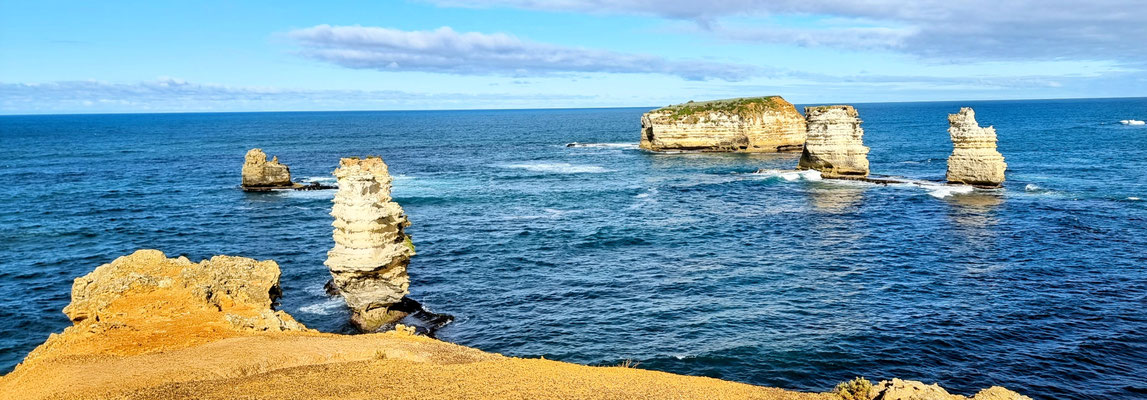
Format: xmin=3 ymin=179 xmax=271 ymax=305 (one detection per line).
xmin=287 ymin=25 xmax=760 ymax=81
xmin=0 ymin=79 xmax=598 ymax=114
xmin=428 ymin=0 xmax=1147 ymax=61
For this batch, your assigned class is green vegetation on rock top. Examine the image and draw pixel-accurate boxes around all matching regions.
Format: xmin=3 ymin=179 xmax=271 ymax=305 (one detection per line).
xmin=653 ymin=96 xmax=789 ymax=120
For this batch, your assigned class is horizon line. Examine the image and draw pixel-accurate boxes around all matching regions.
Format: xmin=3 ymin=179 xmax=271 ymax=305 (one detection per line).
xmin=2 ymin=95 xmax=1144 ymax=117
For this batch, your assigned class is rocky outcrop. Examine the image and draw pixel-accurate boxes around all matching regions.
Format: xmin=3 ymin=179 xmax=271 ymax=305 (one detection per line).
xmin=325 ymin=157 xmax=414 ymax=332
xmin=946 ymin=108 xmax=1006 ymax=187
xmin=14 ymin=250 xmax=306 ymax=371
xmin=241 ymin=148 xmax=298 ymax=190
xmin=640 ymin=96 xmax=806 ymax=152
xmin=64 ymin=249 xmax=305 ymax=333
xmin=1 ymin=251 xmax=1032 ymax=400
xmin=798 ymin=105 xmax=870 ymax=178
xmin=865 ymin=379 xmax=1030 ymax=400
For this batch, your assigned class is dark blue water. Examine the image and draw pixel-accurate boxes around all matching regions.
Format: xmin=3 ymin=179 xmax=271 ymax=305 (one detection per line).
xmin=2 ymin=99 xmax=1146 ymax=400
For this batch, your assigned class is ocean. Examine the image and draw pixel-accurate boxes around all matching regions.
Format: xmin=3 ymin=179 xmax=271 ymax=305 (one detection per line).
xmin=1 ymin=98 xmax=1145 ymax=399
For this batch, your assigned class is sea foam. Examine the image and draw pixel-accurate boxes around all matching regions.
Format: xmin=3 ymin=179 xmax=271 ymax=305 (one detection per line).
xmin=501 ymin=162 xmax=613 ymax=174
xmin=1120 ymin=119 xmax=1145 ymax=125
xmin=754 ymin=169 xmax=823 ymax=181
xmin=566 ymin=142 xmax=640 ymax=149
xmin=925 ymin=184 xmax=975 ymax=198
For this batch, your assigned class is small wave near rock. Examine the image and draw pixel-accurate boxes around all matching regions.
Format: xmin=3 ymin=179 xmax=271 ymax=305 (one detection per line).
xmin=754 ymin=169 xmax=823 ymax=182
xmin=565 ymin=142 xmax=640 ymax=149
xmin=925 ymin=184 xmax=975 ymax=198
xmin=500 ymin=162 xmax=613 ymax=174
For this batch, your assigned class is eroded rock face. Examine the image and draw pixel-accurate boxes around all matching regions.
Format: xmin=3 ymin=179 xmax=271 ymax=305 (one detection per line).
xmin=869 ymin=379 xmax=1032 ymax=400
xmin=15 ymin=250 xmax=307 ymax=369
xmin=640 ymin=96 xmax=806 ymax=152
xmin=241 ymin=148 xmax=295 ymax=189
xmin=946 ymin=108 xmax=1006 ymax=187
xmin=325 ymin=157 xmax=414 ymax=332
xmin=798 ymin=105 xmax=870 ymax=178
xmin=64 ymin=249 xmax=305 ymax=333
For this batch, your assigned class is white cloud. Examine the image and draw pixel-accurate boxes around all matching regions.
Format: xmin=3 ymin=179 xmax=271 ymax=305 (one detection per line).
xmin=427 ymin=0 xmax=1147 ymax=61
xmin=286 ymin=25 xmax=762 ymax=81
xmin=0 ymin=79 xmax=599 ymax=114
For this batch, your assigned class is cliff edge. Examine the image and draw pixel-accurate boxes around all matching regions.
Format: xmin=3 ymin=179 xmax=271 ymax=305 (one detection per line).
xmin=0 ymin=251 xmax=1030 ymax=400
xmin=640 ymin=96 xmax=807 ymax=152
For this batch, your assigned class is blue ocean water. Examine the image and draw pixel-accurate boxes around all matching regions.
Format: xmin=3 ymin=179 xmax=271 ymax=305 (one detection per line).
xmin=1 ymin=98 xmax=1146 ymax=400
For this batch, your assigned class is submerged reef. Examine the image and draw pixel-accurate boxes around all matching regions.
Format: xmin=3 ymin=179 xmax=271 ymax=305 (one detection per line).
xmin=798 ymin=105 xmax=870 ymax=178
xmin=640 ymin=96 xmax=807 ymax=152
xmin=946 ymin=108 xmax=1007 ymax=187
xmin=325 ymin=157 xmax=415 ymax=332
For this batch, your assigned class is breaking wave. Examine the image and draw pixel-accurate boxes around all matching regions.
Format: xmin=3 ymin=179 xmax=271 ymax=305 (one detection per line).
xmin=500 ymin=162 xmax=613 ymax=174
xmin=753 ymin=169 xmax=823 ymax=182
xmin=924 ymin=184 xmax=975 ymax=198
xmin=298 ymin=298 xmax=346 ymax=315
xmin=565 ymin=142 xmax=640 ymax=149
xmin=300 ymin=176 xmax=337 ymax=185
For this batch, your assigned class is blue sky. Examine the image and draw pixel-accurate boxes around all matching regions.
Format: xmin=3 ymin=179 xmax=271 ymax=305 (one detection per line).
xmin=2 ymin=0 xmax=1144 ymax=114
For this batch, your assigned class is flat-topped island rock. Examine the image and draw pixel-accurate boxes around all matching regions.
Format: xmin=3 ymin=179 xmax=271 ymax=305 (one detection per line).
xmin=640 ymin=96 xmax=807 ymax=152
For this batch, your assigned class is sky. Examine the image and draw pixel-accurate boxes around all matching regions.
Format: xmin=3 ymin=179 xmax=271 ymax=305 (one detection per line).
xmin=1 ymin=0 xmax=1145 ymax=114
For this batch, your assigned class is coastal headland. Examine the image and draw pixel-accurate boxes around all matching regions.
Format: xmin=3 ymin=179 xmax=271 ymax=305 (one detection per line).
xmin=0 ymin=250 xmax=1029 ymax=400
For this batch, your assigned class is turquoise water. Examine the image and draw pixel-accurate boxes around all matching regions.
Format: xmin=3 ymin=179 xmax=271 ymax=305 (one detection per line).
xmin=1 ymin=98 xmax=1145 ymax=399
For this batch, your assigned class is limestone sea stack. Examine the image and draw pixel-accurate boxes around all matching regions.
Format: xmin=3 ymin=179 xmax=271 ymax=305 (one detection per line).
xmin=241 ymin=148 xmax=298 ymax=190
xmin=325 ymin=157 xmax=414 ymax=332
xmin=946 ymin=107 xmax=1006 ymax=187
xmin=798 ymin=105 xmax=870 ymax=178
xmin=640 ymin=96 xmax=806 ymax=152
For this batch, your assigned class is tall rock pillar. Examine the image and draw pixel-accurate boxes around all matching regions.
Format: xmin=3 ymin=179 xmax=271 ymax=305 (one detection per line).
xmin=946 ymin=108 xmax=1006 ymax=187
xmin=798 ymin=105 xmax=870 ymax=178
xmin=325 ymin=157 xmax=414 ymax=331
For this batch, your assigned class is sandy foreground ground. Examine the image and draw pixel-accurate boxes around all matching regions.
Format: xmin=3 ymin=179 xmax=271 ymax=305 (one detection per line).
xmin=0 ymin=329 xmax=828 ymax=400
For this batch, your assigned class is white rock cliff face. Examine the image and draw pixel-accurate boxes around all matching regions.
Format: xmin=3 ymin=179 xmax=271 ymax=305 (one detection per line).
xmin=640 ymin=97 xmax=806 ymax=152
xmin=241 ymin=148 xmax=295 ymax=189
xmin=324 ymin=157 xmax=414 ymax=331
xmin=798 ymin=105 xmax=870 ymax=178
xmin=946 ymin=107 xmax=1006 ymax=187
